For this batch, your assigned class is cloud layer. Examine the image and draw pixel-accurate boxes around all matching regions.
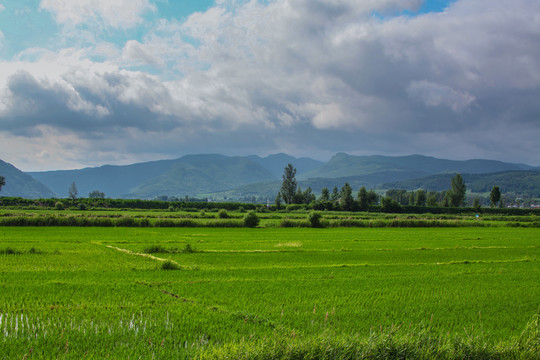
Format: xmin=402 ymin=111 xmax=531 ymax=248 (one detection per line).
xmin=1 ymin=0 xmax=539 ymax=170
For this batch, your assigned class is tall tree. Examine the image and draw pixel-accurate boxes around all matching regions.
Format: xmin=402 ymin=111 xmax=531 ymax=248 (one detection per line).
xmin=68 ymin=181 xmax=78 ymax=202
xmin=293 ymin=186 xmax=304 ymax=204
xmin=426 ymin=192 xmax=439 ymax=207
xmin=366 ymin=190 xmax=379 ymax=206
xmin=473 ymin=197 xmax=481 ymax=210
xmin=340 ymin=182 xmax=354 ymax=211
xmin=449 ymin=173 xmax=466 ymax=207
xmin=490 ymin=186 xmax=501 ymax=208
xmin=415 ymin=190 xmax=427 ymax=206
xmin=330 ymin=186 xmax=340 ymax=202
xmin=357 ymin=186 xmax=368 ymax=210
xmin=320 ymin=187 xmax=330 ymax=202
xmin=408 ymin=192 xmax=415 ymax=206
xmin=279 ymin=164 xmax=297 ymax=205
xmin=0 ymin=176 xmax=5 ymax=192
xmin=302 ymin=187 xmax=316 ymax=204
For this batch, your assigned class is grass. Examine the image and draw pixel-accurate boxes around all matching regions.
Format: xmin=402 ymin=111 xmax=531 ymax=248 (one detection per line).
xmin=0 ymin=226 xmax=538 ymax=358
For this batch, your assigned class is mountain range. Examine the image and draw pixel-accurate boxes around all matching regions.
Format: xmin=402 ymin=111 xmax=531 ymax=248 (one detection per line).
xmin=0 ymin=153 xmax=538 ymax=199
xmin=0 ymin=159 xmax=57 ymax=199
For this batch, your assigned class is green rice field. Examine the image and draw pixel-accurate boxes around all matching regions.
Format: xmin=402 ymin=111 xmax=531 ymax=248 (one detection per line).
xmin=1 ymin=226 xmax=539 ymax=359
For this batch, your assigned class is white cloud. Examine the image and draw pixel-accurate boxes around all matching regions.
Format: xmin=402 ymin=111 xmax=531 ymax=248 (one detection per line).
xmin=2 ymin=0 xmax=540 ymax=169
xmin=39 ymin=0 xmax=156 ymax=29
xmin=121 ymin=40 xmax=165 ymax=68
xmin=0 ymin=4 xmax=5 ymax=13
xmin=407 ymin=80 xmax=475 ymax=112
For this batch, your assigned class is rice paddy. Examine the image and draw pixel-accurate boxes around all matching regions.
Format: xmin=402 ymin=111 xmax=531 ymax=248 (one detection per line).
xmin=1 ymin=226 xmax=539 ymax=359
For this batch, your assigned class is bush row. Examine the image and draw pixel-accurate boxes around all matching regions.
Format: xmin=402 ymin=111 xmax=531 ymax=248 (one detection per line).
xmin=278 ymin=218 xmax=491 ymax=228
xmin=1 ymin=213 xmax=537 ymax=228
xmin=0 ymin=197 xmax=260 ymax=211
xmin=2 ymin=196 xmax=540 ymax=215
xmin=0 ymin=216 xmax=243 ymax=227
xmin=0 ymin=211 xmax=262 ymax=228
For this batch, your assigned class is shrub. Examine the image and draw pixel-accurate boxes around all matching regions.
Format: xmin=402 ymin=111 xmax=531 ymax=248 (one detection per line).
xmin=182 ymin=243 xmax=196 ymax=253
xmin=144 ymin=245 xmax=169 ymax=253
xmin=381 ymin=197 xmax=403 ymax=213
xmin=161 ymin=261 xmax=181 ymax=270
xmin=286 ymin=204 xmax=304 ymax=212
xmin=217 ymin=209 xmax=230 ymax=219
xmin=55 ymin=202 xmax=64 ymax=210
xmin=243 ymin=211 xmax=260 ymax=228
xmin=77 ymin=203 xmax=86 ymax=210
xmin=28 ymin=247 xmax=44 ymax=254
xmin=0 ymin=247 xmax=22 ymax=255
xmin=308 ymin=211 xmax=323 ymax=228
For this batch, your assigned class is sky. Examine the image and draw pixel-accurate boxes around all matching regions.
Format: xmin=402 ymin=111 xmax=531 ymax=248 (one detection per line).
xmin=0 ymin=0 xmax=539 ymax=171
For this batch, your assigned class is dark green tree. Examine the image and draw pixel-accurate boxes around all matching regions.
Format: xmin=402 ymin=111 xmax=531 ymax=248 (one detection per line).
xmin=442 ymin=190 xmax=452 ymax=207
xmin=490 ymin=186 xmax=501 ymax=208
xmin=320 ymin=187 xmax=330 ymax=202
xmin=415 ymin=190 xmax=426 ymax=206
xmin=0 ymin=176 xmax=5 ymax=192
xmin=330 ymin=186 xmax=339 ymax=202
xmin=473 ymin=197 xmax=481 ymax=210
xmin=293 ymin=186 xmax=304 ymax=204
xmin=408 ymin=192 xmax=415 ymax=206
xmin=386 ymin=189 xmax=408 ymax=205
xmin=449 ymin=173 xmax=466 ymax=207
xmin=381 ymin=196 xmax=402 ymax=213
xmin=340 ymin=183 xmax=354 ymax=211
xmin=279 ymin=164 xmax=297 ymax=205
xmin=357 ymin=186 xmax=369 ymax=210
xmin=366 ymin=190 xmax=378 ymax=206
xmin=302 ymin=187 xmax=316 ymax=204
xmin=426 ymin=192 xmax=439 ymax=206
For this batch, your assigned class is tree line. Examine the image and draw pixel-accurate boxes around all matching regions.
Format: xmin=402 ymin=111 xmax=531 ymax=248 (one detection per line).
xmin=0 ymin=170 xmax=527 ymax=211
xmin=276 ymin=164 xmax=509 ymax=210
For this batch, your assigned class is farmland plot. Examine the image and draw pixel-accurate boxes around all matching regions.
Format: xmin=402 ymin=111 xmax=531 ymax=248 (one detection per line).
xmin=0 ymin=227 xmax=539 ymax=359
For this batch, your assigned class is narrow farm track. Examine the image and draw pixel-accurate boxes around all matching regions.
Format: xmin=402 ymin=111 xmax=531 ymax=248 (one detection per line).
xmin=92 ymin=241 xmax=182 ymax=266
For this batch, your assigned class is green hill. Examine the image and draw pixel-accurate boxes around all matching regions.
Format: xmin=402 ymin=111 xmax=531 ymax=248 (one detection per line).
xmin=29 ymin=159 xmax=177 ymax=198
xmin=128 ymin=155 xmax=275 ymax=199
xmin=23 ymin=153 xmax=538 ymax=200
xmin=300 ymin=153 xmax=531 ymax=180
xmin=29 ymin=154 xmax=320 ymax=199
xmin=382 ymin=170 xmax=540 ymax=197
xmin=0 ymin=160 xmax=56 ymax=199
xmin=247 ymin=153 xmax=323 ymax=178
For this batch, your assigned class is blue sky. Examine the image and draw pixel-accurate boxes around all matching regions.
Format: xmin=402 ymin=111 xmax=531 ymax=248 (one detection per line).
xmin=0 ymin=0 xmax=455 ymax=60
xmin=0 ymin=0 xmax=539 ymax=170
